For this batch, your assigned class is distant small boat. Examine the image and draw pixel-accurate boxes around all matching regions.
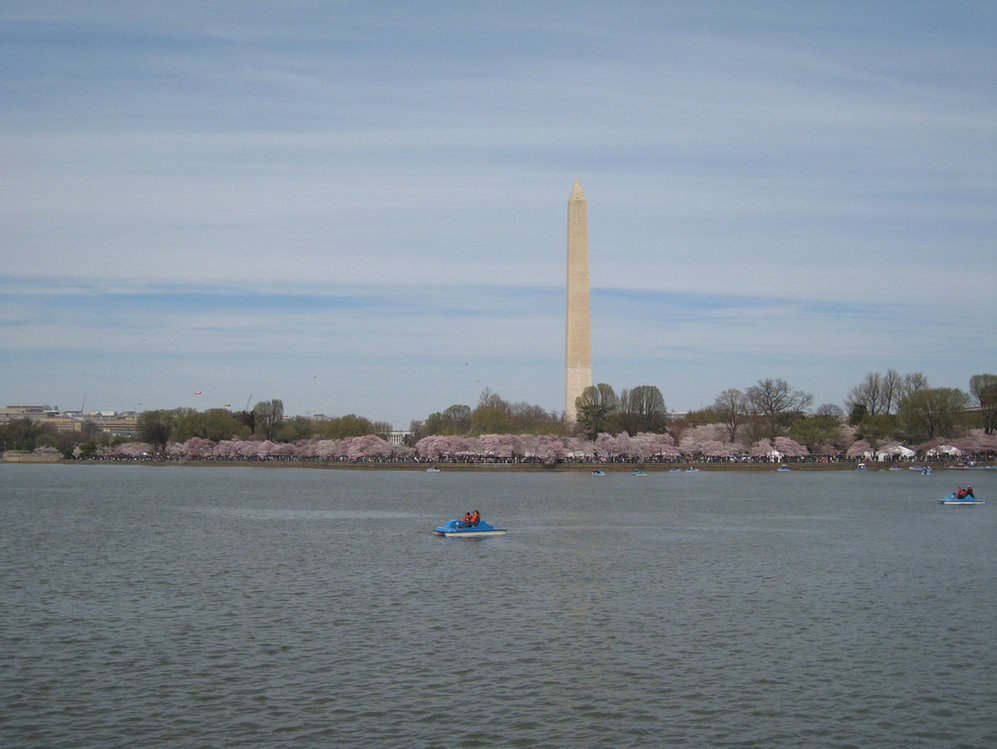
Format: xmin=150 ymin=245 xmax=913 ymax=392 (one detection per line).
xmin=426 ymin=467 xmax=441 ymax=473
xmin=776 ymin=465 xmax=791 ymax=472
xmin=685 ymin=467 xmax=700 ymax=472
xmin=591 ymin=469 xmax=606 ymax=476
xmin=857 ymin=463 xmax=868 ymax=471
xmin=632 ymin=470 xmax=647 ymax=477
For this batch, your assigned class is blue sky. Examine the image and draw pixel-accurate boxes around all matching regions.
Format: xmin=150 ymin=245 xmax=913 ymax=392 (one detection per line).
xmin=2 ymin=1 xmax=995 ymax=427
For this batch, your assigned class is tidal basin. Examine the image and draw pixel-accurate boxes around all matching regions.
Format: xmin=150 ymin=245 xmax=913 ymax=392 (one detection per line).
xmin=2 ymin=464 xmax=994 ymax=747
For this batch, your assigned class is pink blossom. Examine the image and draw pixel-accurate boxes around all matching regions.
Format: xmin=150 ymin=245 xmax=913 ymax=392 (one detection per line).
xmin=181 ymin=437 xmax=216 ymax=459
xmin=701 ymin=440 xmax=730 ymax=458
xmin=749 ymin=439 xmax=774 ymax=458
xmin=846 ymin=440 xmax=872 ymax=458
xmin=773 ymin=436 xmax=808 ymax=458
xmin=533 ymin=434 xmax=567 ymax=464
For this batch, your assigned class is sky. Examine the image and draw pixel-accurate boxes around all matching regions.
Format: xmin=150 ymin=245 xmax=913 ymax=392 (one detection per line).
xmin=2 ymin=1 xmax=995 ymax=427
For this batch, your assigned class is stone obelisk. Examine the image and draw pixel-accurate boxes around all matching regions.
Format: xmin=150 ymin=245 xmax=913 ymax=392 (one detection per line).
xmin=565 ymin=179 xmax=592 ymax=421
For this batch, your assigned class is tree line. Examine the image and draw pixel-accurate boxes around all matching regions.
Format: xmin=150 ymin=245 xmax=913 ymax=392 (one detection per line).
xmin=3 ymin=372 xmax=995 ymax=459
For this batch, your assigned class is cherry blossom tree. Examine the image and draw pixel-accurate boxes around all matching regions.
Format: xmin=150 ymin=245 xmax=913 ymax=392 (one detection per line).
xmin=773 ymin=436 xmax=808 ymax=459
xmin=749 ymin=438 xmax=774 ymax=460
xmin=213 ymin=439 xmax=242 ymax=460
xmin=270 ymin=442 xmax=297 ymax=458
xmin=701 ymin=440 xmax=731 ymax=459
xmin=846 ymin=440 xmax=873 ymax=459
xmin=254 ymin=440 xmax=277 ymax=459
xmin=108 ymin=442 xmax=155 ymax=459
xmin=594 ymin=432 xmax=619 ymax=460
xmin=533 ymin=434 xmax=567 ymax=464
xmin=969 ymin=429 xmax=997 ymax=455
xmin=345 ymin=434 xmax=392 ymax=461
xmin=181 ymin=437 xmax=216 ymax=460
xmin=563 ymin=436 xmax=592 ymax=460
xmin=678 ymin=425 xmax=726 ymax=457
xmin=612 ymin=432 xmax=638 ymax=460
xmin=647 ymin=433 xmax=681 ymax=460
xmin=415 ymin=435 xmax=469 ymax=461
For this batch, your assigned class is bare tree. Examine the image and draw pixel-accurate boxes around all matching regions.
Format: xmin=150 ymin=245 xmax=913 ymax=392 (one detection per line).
xmin=881 ymin=369 xmax=902 ymax=414
xmin=713 ymin=388 xmax=749 ymax=442
xmin=253 ymin=399 xmax=284 ymax=441
xmin=969 ymin=373 xmax=997 ymax=434
xmin=746 ymin=378 xmax=813 ymax=439
xmin=846 ymin=372 xmax=884 ymax=416
xmin=618 ymin=385 xmax=668 ymax=434
xmin=575 ymin=383 xmax=618 ymax=440
xmin=899 ymin=372 xmax=929 ymax=402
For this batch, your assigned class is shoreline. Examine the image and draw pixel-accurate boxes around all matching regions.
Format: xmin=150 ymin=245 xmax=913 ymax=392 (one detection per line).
xmin=1 ymin=454 xmax=985 ymax=472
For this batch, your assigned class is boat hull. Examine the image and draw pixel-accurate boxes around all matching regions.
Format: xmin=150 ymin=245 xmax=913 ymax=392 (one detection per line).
xmin=433 ymin=528 xmax=508 ymax=537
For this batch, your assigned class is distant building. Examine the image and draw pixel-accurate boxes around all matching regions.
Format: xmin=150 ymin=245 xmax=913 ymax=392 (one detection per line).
xmin=386 ymin=430 xmax=412 ymax=445
xmin=1 ymin=405 xmax=137 ymax=438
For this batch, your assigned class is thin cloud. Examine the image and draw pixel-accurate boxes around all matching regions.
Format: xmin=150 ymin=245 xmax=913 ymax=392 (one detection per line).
xmin=1 ymin=1 xmax=994 ymax=423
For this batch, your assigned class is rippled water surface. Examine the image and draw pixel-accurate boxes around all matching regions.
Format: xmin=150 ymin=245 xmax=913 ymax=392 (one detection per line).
xmin=2 ymin=464 xmax=995 ymax=747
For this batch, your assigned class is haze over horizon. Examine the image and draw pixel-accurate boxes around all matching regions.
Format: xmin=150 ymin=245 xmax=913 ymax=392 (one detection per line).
xmin=2 ymin=2 xmax=995 ymax=427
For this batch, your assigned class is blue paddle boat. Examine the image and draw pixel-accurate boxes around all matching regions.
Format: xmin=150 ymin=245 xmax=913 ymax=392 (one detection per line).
xmin=433 ymin=519 xmax=507 ymax=537
xmin=938 ymin=492 xmax=984 ymax=506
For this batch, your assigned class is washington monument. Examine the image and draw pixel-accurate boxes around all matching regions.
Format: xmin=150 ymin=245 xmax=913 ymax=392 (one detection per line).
xmin=564 ymin=179 xmax=592 ymax=421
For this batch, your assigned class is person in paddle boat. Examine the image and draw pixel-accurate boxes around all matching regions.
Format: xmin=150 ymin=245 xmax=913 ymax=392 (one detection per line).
xmin=456 ymin=510 xmax=483 ymax=528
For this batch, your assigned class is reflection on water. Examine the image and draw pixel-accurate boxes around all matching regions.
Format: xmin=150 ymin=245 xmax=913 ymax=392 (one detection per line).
xmin=1 ymin=465 xmax=995 ymax=747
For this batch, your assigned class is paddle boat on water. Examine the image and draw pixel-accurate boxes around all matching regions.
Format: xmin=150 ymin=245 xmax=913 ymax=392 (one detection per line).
xmin=591 ymin=469 xmax=606 ymax=476
xmin=632 ymin=470 xmax=647 ymax=477
xmin=433 ymin=518 xmax=507 ymax=537
xmin=776 ymin=465 xmax=791 ymax=472
xmin=939 ymin=487 xmax=984 ymax=506
xmin=938 ymin=493 xmax=985 ymax=506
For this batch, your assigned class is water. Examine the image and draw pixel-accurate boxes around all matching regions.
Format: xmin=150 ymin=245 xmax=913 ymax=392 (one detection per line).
xmin=2 ymin=464 xmax=995 ymax=748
